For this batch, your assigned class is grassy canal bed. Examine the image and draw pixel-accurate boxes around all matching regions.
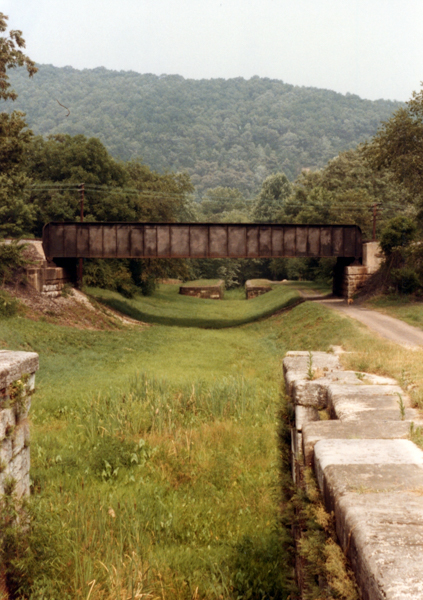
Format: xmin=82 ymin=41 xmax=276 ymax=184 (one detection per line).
xmin=2 ymin=287 xmax=423 ymax=599
xmin=86 ymin=283 xmax=301 ymax=327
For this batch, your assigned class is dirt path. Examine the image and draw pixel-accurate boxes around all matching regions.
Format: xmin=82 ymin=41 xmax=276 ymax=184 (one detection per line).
xmin=317 ymin=298 xmax=423 ymax=349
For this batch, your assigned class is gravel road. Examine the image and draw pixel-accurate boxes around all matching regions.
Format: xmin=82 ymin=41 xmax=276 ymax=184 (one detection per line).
xmin=318 ymin=298 xmax=423 ymax=349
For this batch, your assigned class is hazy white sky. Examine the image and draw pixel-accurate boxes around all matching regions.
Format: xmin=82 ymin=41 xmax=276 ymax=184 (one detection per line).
xmin=3 ymin=0 xmax=422 ymax=101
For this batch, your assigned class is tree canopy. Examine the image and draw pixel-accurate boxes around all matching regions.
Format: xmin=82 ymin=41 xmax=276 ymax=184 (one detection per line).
xmin=0 ymin=12 xmax=37 ymax=101
xmin=7 ymin=64 xmax=402 ymax=196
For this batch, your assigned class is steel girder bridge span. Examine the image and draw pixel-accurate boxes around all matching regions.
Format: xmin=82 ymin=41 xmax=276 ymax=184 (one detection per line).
xmin=42 ymin=222 xmax=362 ymax=261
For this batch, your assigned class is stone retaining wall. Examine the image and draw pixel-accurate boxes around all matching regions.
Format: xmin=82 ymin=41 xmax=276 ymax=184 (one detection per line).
xmin=179 ymin=280 xmax=224 ymax=299
xmin=3 ymin=239 xmax=71 ymax=298
xmin=284 ymin=350 xmax=423 ymax=599
xmin=0 ymin=351 xmax=39 ymax=498
xmin=26 ymin=264 xmax=71 ymax=298
xmin=245 ymin=280 xmax=272 ymax=299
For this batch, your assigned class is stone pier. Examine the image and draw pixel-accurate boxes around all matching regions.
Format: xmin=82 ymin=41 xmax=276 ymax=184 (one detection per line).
xmin=333 ymin=241 xmax=382 ymax=298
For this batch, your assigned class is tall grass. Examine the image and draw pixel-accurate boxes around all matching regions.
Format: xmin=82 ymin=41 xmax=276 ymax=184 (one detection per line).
xmin=22 ymin=373 xmax=288 ymax=599
xmin=2 ymin=295 xmax=423 ymax=598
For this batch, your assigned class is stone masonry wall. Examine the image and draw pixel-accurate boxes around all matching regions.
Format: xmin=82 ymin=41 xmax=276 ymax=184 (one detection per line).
xmin=179 ymin=281 xmax=224 ymax=299
xmin=340 ymin=264 xmax=369 ymax=298
xmin=284 ymin=350 xmax=423 ymax=600
xmin=245 ymin=280 xmax=272 ymax=300
xmin=0 ymin=351 xmax=39 ymax=499
xmin=334 ymin=242 xmax=383 ymax=298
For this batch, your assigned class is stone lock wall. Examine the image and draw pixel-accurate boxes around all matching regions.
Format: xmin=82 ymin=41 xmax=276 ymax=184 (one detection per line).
xmin=284 ymin=350 xmax=423 ymax=600
xmin=179 ymin=280 xmax=225 ymax=299
xmin=0 ymin=351 xmax=39 ymax=499
xmin=245 ymin=280 xmax=272 ymax=300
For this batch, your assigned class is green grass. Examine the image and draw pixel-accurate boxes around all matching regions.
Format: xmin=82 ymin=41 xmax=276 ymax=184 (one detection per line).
xmin=181 ymin=279 xmax=222 ymax=287
xmin=282 ymin=280 xmax=332 ymax=295
xmin=246 ymin=279 xmax=272 ymax=286
xmin=86 ymin=283 xmax=301 ymax=327
xmin=3 ymin=290 xmax=423 ymax=599
xmin=364 ymin=294 xmax=423 ymax=330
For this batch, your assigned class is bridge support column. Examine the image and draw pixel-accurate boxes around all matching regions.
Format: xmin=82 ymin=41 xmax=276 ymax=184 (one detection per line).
xmin=332 ymin=257 xmax=355 ymax=297
xmin=333 ymin=243 xmax=382 ymax=298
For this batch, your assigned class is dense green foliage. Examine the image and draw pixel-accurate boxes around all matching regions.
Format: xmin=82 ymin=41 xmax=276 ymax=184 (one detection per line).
xmin=26 ymin=134 xmax=194 ymax=236
xmin=7 ymin=64 xmax=402 ymax=195
xmin=0 ymin=240 xmax=28 ymax=284
xmin=0 ymin=12 xmax=37 ymax=102
xmin=1 ymin=19 xmax=423 ymax=292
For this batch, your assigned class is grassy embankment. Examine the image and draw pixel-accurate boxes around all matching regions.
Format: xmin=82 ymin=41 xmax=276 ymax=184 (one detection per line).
xmin=180 ymin=280 xmax=222 ymax=287
xmin=1 ymin=284 xmax=423 ymax=599
xmin=86 ymin=284 xmax=301 ymax=327
xmin=364 ymin=294 xmax=423 ymax=330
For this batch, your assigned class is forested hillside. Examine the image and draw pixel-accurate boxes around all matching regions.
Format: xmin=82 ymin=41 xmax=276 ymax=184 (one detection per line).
xmin=7 ymin=64 xmax=402 ymax=196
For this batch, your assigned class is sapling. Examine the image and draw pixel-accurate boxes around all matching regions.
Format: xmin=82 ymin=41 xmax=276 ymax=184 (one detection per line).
xmin=397 ymin=393 xmax=406 ymax=420
xmin=307 ymin=351 xmax=314 ymax=381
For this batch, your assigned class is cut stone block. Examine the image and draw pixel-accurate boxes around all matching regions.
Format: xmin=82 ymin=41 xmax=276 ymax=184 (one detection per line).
xmin=292 ymin=379 xmax=329 ymax=408
xmin=295 ymin=405 xmax=319 ymax=431
xmin=0 ymin=408 xmax=15 ymax=441
xmin=333 ymin=492 xmax=423 ymax=600
xmin=291 ymin=370 xmax=393 ymax=409
xmin=314 ymin=439 xmax=423 ymax=599
xmin=0 ymin=438 xmax=12 ymax=466
xmin=12 ymin=418 xmax=29 ymax=456
xmin=327 ymin=384 xmax=410 ymax=421
xmin=0 ymin=350 xmax=39 ymax=389
xmin=301 ymin=420 xmax=414 ymax=467
xmin=283 ymin=351 xmax=341 ymax=394
xmin=284 ymin=370 xmax=308 ymax=395
xmin=314 ymin=438 xmax=423 ymax=495
xmin=7 ymin=448 xmax=30 ymax=482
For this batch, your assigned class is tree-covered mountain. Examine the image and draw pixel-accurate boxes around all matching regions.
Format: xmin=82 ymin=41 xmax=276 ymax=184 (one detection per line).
xmin=7 ymin=64 xmax=402 ymax=196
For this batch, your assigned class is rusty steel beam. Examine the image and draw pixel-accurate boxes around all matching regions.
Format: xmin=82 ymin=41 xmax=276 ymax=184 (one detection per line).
xmin=42 ymin=222 xmax=363 ymax=261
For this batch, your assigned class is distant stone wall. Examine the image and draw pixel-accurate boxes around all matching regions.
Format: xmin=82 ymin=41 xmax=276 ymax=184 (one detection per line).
xmin=245 ymin=280 xmax=272 ymax=300
xmin=179 ymin=280 xmax=224 ymax=299
xmin=0 ymin=351 xmax=39 ymax=498
xmin=284 ymin=350 xmax=423 ymax=600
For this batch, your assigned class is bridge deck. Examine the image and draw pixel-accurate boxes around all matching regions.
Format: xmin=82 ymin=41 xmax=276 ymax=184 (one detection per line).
xmin=43 ymin=222 xmax=362 ymax=260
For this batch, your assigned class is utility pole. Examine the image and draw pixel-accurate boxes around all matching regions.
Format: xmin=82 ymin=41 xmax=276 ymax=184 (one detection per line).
xmin=78 ymin=183 xmax=84 ymax=286
xmin=371 ymin=203 xmax=381 ymax=241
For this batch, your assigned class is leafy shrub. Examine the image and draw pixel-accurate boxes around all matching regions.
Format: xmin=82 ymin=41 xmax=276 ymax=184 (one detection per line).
xmin=83 ymin=259 xmax=137 ymax=298
xmin=0 ymin=289 xmax=19 ymax=317
xmin=379 ymin=216 xmax=416 ymax=256
xmin=138 ymin=276 xmax=156 ymax=296
xmin=390 ymin=267 xmax=422 ymax=294
xmin=89 ymin=435 xmax=149 ymax=480
xmin=0 ymin=240 xmax=28 ymax=284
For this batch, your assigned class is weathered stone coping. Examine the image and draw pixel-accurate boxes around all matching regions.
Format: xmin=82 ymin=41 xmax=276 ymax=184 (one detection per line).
xmin=284 ymin=350 xmax=423 ymax=600
xmin=0 ymin=350 xmax=39 ymax=498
